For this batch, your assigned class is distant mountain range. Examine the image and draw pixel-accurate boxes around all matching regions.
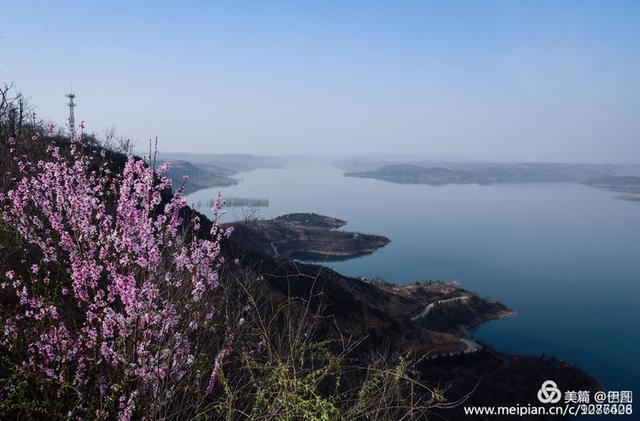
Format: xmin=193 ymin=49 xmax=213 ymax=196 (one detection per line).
xmin=341 ymin=160 xmax=640 ymax=190
xmin=346 ymin=165 xmax=488 ymax=186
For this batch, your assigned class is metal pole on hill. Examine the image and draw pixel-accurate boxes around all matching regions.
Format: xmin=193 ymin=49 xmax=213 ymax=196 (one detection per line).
xmin=66 ymin=91 xmax=76 ymax=138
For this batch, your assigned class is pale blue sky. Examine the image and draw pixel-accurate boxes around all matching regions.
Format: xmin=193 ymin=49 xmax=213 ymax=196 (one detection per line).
xmin=2 ymin=1 xmax=639 ymax=162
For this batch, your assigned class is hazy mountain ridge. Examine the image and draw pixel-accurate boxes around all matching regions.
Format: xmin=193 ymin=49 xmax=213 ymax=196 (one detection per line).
xmin=340 ymin=160 xmax=640 ymax=187
xmin=157 ymin=152 xmax=281 ymax=173
xmin=157 ymin=153 xmax=282 ymax=194
xmin=161 ymin=160 xmax=238 ymax=194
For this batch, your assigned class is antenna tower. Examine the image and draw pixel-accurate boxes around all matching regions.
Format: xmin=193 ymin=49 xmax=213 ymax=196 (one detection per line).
xmin=66 ymin=91 xmax=76 ymax=135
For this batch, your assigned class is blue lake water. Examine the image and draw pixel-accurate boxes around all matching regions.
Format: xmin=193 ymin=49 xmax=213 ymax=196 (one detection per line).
xmin=186 ymin=164 xmax=640 ymax=396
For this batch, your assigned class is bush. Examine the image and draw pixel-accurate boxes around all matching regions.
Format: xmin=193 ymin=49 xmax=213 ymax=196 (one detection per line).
xmin=0 ymin=133 xmax=239 ymax=419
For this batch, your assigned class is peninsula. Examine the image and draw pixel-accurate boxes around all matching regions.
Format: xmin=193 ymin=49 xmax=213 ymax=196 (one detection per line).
xmin=229 ymin=213 xmax=390 ymax=260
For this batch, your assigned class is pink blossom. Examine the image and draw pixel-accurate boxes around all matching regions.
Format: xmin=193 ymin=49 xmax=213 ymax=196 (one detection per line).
xmin=0 ymin=127 xmax=235 ymax=419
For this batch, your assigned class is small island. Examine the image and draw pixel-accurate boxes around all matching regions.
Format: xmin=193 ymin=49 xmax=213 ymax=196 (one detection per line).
xmin=229 ymin=212 xmax=390 ymax=260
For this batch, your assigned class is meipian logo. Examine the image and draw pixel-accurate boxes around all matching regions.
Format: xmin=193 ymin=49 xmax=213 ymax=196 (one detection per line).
xmin=537 ymin=380 xmax=562 ymax=404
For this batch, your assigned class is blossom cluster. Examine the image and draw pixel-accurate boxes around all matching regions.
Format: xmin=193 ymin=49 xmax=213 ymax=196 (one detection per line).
xmin=0 ymin=134 xmax=234 ymax=419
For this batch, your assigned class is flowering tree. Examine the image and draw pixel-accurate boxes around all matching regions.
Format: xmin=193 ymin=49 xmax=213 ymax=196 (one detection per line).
xmin=0 ymin=132 xmax=236 ymax=419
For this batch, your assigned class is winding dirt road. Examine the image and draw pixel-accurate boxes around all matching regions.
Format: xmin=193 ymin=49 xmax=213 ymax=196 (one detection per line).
xmin=411 ymin=295 xmax=471 ymax=321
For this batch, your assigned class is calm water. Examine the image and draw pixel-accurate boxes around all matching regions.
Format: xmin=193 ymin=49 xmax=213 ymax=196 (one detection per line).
xmin=186 ymin=164 xmax=640 ymax=395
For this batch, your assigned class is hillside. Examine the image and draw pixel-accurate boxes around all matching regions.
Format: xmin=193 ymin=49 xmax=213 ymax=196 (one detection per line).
xmin=161 ymin=159 xmax=238 ymax=194
xmin=214 ymin=210 xmax=602 ymax=419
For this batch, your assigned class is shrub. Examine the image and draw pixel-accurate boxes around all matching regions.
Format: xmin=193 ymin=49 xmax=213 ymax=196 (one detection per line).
xmin=0 ymin=133 xmax=237 ymax=419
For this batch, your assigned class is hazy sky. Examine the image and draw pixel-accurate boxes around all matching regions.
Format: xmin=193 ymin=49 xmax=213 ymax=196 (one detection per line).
xmin=2 ymin=1 xmax=639 ymax=162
